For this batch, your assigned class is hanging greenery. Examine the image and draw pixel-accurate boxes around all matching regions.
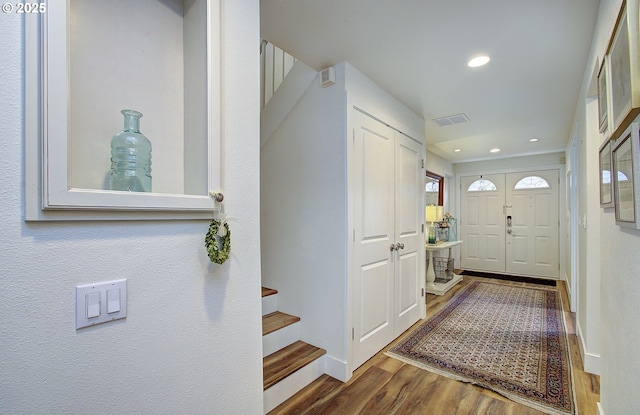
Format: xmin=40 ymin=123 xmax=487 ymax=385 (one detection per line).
xmin=204 ymin=218 xmax=231 ymax=264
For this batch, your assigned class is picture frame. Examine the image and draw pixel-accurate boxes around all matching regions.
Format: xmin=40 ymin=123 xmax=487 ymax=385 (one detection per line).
xmin=598 ymin=56 xmax=609 ymax=133
xmin=606 ymin=0 xmax=640 ymax=141
xmin=612 ymin=120 xmax=640 ymax=229
xmin=599 ymin=139 xmax=614 ymax=208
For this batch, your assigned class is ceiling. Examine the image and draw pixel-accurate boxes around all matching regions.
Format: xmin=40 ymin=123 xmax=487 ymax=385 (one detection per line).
xmin=260 ymin=0 xmax=601 ymax=163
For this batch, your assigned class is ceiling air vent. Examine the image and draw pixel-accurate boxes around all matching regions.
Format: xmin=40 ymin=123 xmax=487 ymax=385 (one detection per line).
xmin=432 ymin=113 xmax=470 ymax=127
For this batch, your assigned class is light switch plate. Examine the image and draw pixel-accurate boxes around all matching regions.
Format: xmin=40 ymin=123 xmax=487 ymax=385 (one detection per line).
xmin=76 ymin=279 xmax=127 ymax=329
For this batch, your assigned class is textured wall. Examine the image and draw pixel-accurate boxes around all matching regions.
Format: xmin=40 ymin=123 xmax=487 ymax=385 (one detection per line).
xmin=572 ymin=0 xmax=640 ymax=413
xmin=0 ymin=1 xmax=262 ymax=414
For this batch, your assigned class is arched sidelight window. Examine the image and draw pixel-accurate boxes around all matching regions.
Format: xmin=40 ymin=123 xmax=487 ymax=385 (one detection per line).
xmin=467 ymin=179 xmax=497 ymax=192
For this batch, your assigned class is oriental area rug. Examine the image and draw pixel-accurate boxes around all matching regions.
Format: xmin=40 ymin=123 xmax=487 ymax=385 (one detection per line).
xmin=386 ymin=281 xmax=575 ymax=415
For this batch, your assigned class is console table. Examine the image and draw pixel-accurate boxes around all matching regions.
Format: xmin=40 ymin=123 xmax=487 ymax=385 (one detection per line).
xmin=426 ymin=240 xmax=463 ymax=295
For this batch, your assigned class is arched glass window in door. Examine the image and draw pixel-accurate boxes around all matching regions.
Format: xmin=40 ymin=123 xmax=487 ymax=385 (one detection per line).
xmin=467 ymin=178 xmax=497 ymax=192
xmin=603 ymin=170 xmax=630 ymax=183
xmin=514 ymin=176 xmax=551 ymax=189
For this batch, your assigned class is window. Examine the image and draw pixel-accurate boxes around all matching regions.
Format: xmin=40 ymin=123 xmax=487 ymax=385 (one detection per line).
xmin=467 ymin=179 xmax=497 ymax=192
xmin=602 ymin=170 xmax=630 ymax=184
xmin=425 ymin=181 xmax=439 ymax=192
xmin=425 ymin=170 xmax=444 ymax=205
xmin=514 ymin=176 xmax=550 ymax=189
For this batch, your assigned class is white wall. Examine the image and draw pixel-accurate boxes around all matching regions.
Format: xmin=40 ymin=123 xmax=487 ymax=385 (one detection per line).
xmin=569 ymin=0 xmax=640 ymax=412
xmin=261 ymin=61 xmax=425 ymax=381
xmin=0 ymin=1 xmax=263 ymax=414
xmin=425 ymin=150 xmax=454 ymax=214
xmin=261 ymin=63 xmax=348 ymax=377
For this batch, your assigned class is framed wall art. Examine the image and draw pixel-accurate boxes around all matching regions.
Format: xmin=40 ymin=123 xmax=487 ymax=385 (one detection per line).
xmin=606 ymin=0 xmax=640 ymax=141
xmin=599 ymin=139 xmax=614 ymax=208
xmin=598 ymin=57 xmax=609 ymax=133
xmin=612 ymin=120 xmax=640 ymax=228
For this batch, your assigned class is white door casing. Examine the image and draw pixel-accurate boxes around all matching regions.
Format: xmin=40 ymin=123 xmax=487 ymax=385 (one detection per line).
xmin=352 ymin=111 xmax=423 ymax=369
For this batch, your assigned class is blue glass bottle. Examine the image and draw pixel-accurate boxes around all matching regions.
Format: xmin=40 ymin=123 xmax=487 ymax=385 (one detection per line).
xmin=110 ymin=109 xmax=152 ymax=192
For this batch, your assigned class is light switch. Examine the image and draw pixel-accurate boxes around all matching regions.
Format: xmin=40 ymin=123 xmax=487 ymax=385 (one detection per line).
xmin=107 ymin=289 xmax=120 ymax=314
xmin=76 ymin=279 xmax=127 ymax=329
xmin=86 ymin=292 xmax=101 ymax=318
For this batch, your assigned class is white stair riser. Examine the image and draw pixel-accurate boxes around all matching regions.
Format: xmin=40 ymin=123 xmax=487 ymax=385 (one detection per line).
xmin=263 ymin=356 xmax=324 ymax=414
xmin=262 ymin=294 xmax=278 ymax=316
xmin=263 ymin=322 xmax=300 ymax=357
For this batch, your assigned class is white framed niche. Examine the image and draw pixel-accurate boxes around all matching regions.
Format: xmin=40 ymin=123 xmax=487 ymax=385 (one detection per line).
xmin=25 ymin=0 xmax=222 ymax=220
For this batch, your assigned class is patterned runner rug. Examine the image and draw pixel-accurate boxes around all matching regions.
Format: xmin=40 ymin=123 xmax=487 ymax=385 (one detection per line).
xmin=386 ymin=281 xmax=575 ymax=415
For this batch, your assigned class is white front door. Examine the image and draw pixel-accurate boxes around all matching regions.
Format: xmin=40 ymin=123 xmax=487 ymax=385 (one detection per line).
xmin=460 ymin=170 xmax=559 ymax=278
xmin=460 ymin=174 xmax=506 ymax=273
xmin=505 ymin=170 xmax=559 ymax=277
xmin=352 ymin=111 xmax=423 ymax=369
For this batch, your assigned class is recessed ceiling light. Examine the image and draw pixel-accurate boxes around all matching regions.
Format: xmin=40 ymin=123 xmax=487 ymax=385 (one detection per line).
xmin=468 ymin=55 xmax=490 ymax=68
xmin=490 ymin=148 xmax=501 ymax=153
xmin=529 ymin=138 xmax=539 ymax=142
xmin=454 ymin=148 xmax=462 ymax=152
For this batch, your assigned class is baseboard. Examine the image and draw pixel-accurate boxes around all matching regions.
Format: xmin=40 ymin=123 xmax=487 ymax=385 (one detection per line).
xmin=323 ymin=354 xmax=349 ymax=382
xmin=597 ymin=402 xmax=604 ymax=415
xmin=577 ymin=321 xmax=601 ymax=375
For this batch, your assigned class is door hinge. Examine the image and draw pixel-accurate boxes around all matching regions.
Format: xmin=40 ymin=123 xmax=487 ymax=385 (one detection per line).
xmin=352 ymin=327 xmax=355 ymax=340
xmin=352 ymin=129 xmax=355 ymax=143
xmin=421 ymin=159 xmax=424 ymax=169
xmin=422 ymin=223 xmax=424 ymax=233
xmin=353 ymin=229 xmax=355 ymax=242
xmin=422 ymin=288 xmax=424 ymax=297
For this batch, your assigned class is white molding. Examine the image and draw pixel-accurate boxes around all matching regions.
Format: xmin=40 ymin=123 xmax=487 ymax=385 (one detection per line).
xmin=577 ymin=321 xmax=601 ymax=375
xmin=597 ymin=402 xmax=604 ymax=415
xmin=323 ymin=354 xmax=350 ymax=382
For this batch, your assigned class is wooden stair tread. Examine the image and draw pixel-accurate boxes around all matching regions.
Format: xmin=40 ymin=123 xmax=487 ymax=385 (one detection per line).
xmin=262 ymin=287 xmax=278 ymax=297
xmin=263 ymin=340 xmax=326 ymax=390
xmin=262 ymin=311 xmax=300 ymax=336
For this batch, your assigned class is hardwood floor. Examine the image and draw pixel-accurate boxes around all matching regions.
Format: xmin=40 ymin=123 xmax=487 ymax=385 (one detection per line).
xmin=268 ymin=275 xmax=600 ymax=415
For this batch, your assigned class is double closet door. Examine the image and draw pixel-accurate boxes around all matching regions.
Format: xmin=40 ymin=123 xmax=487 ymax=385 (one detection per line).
xmin=351 ymin=110 xmax=424 ymax=370
xmin=460 ymin=170 xmax=559 ymax=278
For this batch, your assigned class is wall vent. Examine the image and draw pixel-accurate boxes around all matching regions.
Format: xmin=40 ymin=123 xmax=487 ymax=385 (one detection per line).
xmin=432 ymin=113 xmax=470 ymax=127
xmin=320 ymin=67 xmax=336 ymax=87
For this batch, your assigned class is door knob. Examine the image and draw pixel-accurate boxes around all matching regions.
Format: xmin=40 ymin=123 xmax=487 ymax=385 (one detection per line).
xmin=395 ymin=242 xmax=405 ymax=250
xmin=390 ymin=243 xmax=396 ymax=251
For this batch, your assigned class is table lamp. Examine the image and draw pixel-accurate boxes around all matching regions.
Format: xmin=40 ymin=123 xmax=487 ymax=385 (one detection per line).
xmin=426 ymin=205 xmax=438 ymax=244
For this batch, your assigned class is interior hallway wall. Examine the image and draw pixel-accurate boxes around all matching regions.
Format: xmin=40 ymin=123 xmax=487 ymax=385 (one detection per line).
xmin=569 ymin=0 xmax=640 ymax=412
xmin=0 ymin=1 xmax=263 ymax=413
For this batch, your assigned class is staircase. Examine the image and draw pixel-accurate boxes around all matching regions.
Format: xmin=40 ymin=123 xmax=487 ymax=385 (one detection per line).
xmin=262 ymin=287 xmax=326 ymax=414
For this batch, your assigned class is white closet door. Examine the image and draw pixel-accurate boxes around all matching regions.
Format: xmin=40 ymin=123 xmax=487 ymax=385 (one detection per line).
xmin=393 ymin=132 xmax=423 ymax=337
xmin=352 ymin=112 xmax=395 ymax=369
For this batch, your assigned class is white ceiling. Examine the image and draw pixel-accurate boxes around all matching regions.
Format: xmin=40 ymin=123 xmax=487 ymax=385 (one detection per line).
xmin=260 ymin=0 xmax=601 ymax=163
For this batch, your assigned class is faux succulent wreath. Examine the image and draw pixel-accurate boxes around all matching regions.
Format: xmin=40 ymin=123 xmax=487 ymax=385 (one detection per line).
xmin=204 ymin=218 xmax=231 ymax=264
